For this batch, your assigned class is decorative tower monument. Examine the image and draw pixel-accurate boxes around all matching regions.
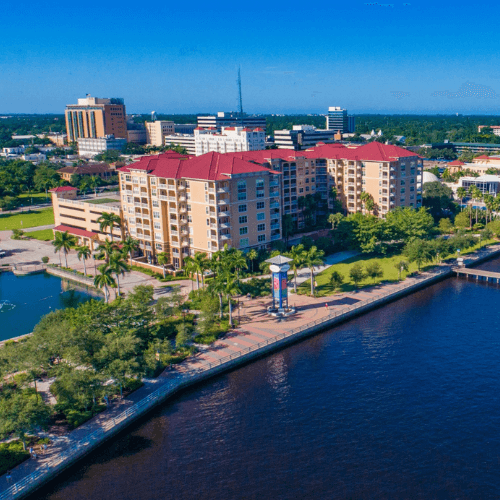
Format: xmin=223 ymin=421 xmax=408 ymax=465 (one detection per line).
xmin=265 ymin=255 xmax=296 ymax=317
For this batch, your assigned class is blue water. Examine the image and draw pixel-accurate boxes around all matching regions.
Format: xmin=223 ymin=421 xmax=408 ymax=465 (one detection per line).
xmin=0 ymin=272 xmax=100 ymax=340
xmin=38 ymin=258 xmax=500 ymax=499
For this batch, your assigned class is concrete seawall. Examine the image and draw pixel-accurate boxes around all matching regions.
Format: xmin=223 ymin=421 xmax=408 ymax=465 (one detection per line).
xmin=2 ymin=244 xmax=500 ymax=500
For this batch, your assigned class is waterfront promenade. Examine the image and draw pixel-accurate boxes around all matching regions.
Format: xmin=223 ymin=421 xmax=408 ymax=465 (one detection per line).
xmin=1 ymin=244 xmax=499 ymax=499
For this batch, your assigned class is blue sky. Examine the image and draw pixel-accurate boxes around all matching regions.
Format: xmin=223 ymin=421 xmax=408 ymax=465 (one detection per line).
xmin=2 ymin=0 xmax=500 ymax=115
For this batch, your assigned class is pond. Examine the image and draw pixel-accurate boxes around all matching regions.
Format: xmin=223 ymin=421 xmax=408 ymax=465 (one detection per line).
xmin=0 ymin=271 xmax=100 ymax=341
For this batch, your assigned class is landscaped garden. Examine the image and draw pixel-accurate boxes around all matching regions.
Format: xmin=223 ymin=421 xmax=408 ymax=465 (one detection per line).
xmin=0 ymin=208 xmax=54 ymax=230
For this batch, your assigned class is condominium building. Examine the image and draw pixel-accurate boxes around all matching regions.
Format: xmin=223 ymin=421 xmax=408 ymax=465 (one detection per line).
xmin=65 ymin=95 xmax=127 ymax=142
xmin=77 ymin=135 xmax=127 ymax=158
xmin=197 ymin=112 xmax=266 ymax=132
xmin=194 ymin=127 xmax=265 ymax=155
xmin=145 ymin=120 xmax=175 ymax=146
xmin=274 ymin=125 xmax=337 ymax=150
xmin=326 ymin=107 xmax=355 ymax=133
xmin=118 ymin=151 xmax=281 ymax=269
xmin=164 ymin=134 xmax=196 ymax=155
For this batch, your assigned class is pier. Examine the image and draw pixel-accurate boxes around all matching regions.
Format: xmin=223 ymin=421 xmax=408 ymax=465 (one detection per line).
xmin=454 ymin=268 xmax=500 ymax=284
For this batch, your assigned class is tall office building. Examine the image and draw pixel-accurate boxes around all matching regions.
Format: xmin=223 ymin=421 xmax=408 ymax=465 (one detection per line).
xmin=197 ymin=112 xmax=266 ymax=132
xmin=326 ymin=107 xmax=355 ymax=134
xmin=145 ymin=120 xmax=175 ymax=146
xmin=65 ymin=95 xmax=127 ymax=143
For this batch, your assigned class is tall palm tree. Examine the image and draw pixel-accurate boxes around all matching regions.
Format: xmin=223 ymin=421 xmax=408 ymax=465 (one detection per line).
xmin=303 ymin=246 xmax=325 ymax=297
xmin=98 ymin=239 xmax=118 ymax=263
xmin=484 ymin=194 xmax=494 ymax=224
xmin=193 ymin=252 xmax=209 ymax=289
xmin=225 ymin=278 xmax=241 ymax=327
xmin=52 ymin=231 xmax=77 ymax=268
xmin=108 ymin=251 xmax=129 ymax=297
xmin=208 ymin=275 xmax=225 ymax=319
xmin=328 ymin=213 xmax=344 ymax=230
xmin=157 ymin=251 xmax=170 ymax=278
xmin=182 ymin=256 xmax=196 ymax=291
xmin=94 ymin=264 xmax=116 ymax=303
xmin=360 ymin=192 xmax=375 ymax=214
xmin=470 ymin=186 xmax=483 ymax=225
xmin=227 ymin=248 xmax=247 ymax=278
xmin=75 ymin=245 xmax=91 ymax=276
xmin=456 ymin=187 xmax=467 ymax=211
xmin=121 ymin=235 xmax=140 ymax=263
xmin=286 ymin=244 xmax=306 ymax=293
xmin=247 ymin=249 xmax=258 ymax=273
xmin=97 ymin=212 xmax=121 ymax=241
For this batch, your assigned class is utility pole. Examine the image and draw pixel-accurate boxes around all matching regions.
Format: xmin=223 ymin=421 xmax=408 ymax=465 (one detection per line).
xmin=237 ymin=66 xmax=243 ymax=122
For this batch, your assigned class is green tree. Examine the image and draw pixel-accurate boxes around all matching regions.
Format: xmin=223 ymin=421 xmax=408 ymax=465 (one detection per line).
xmin=328 ymin=212 xmax=344 ymax=230
xmin=108 ymin=251 xmax=129 ymax=297
xmin=97 ymin=239 xmax=118 ymax=263
xmin=157 ymin=251 xmax=170 ymax=278
xmin=403 ymin=238 xmax=431 ymax=271
xmin=192 ymin=252 xmax=209 ymax=288
xmin=303 ymin=246 xmax=325 ymax=296
xmin=52 ymin=230 xmax=76 ymax=268
xmin=438 ymin=218 xmax=453 ymax=234
xmin=349 ymin=262 xmax=365 ymax=288
xmin=225 ymin=278 xmax=241 ymax=327
xmin=75 ymin=245 xmax=91 ymax=276
xmin=88 ymin=175 xmax=101 ymax=198
xmin=455 ymin=210 xmax=470 ymax=230
xmin=456 ymin=187 xmax=467 ymax=210
xmin=97 ymin=212 xmax=121 ymax=242
xmin=329 ymin=270 xmax=344 ymax=292
xmin=393 ymin=260 xmax=409 ymax=280
xmin=121 ymin=236 xmax=140 ymax=262
xmin=282 ymin=214 xmax=294 ymax=247
xmin=0 ymin=392 xmax=52 ymax=450
xmin=286 ymin=244 xmax=306 ymax=293
xmin=247 ymin=249 xmax=258 ymax=273
xmin=365 ymin=261 xmax=383 ymax=282
xmin=94 ymin=264 xmax=116 ymax=303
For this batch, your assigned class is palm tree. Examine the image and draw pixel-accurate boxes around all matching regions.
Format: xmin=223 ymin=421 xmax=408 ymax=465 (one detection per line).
xmin=182 ymin=256 xmax=196 ymax=291
xmin=484 ymin=194 xmax=494 ymax=224
xmin=97 ymin=239 xmax=118 ymax=263
xmin=285 ymin=244 xmax=306 ymax=293
xmin=247 ymin=249 xmax=258 ymax=273
xmin=97 ymin=212 xmax=121 ymax=241
xmin=157 ymin=251 xmax=170 ymax=278
xmin=88 ymin=175 xmax=101 ymax=198
xmin=192 ymin=252 xmax=209 ymax=289
xmin=227 ymin=248 xmax=247 ymax=278
xmin=108 ymin=251 xmax=129 ymax=297
xmin=121 ymin=236 xmax=140 ymax=263
xmin=52 ymin=231 xmax=76 ymax=268
xmin=456 ymin=187 xmax=467 ymax=211
xmin=360 ymin=192 xmax=375 ymax=214
xmin=94 ymin=264 xmax=116 ymax=303
xmin=75 ymin=245 xmax=91 ymax=276
xmin=328 ymin=213 xmax=344 ymax=230
xmin=225 ymin=278 xmax=241 ymax=327
xmin=208 ymin=276 xmax=225 ymax=319
xmin=303 ymin=246 xmax=325 ymax=296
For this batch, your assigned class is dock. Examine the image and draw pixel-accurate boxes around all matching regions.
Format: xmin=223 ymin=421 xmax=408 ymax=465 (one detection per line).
xmin=455 ymin=267 xmax=500 ymax=284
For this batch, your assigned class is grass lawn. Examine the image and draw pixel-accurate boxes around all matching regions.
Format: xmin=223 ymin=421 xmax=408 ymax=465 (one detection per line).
xmin=17 ymin=192 xmax=51 ymax=204
xmin=298 ymin=240 xmax=499 ymax=297
xmin=86 ymin=198 xmax=119 ymax=205
xmin=27 ymin=228 xmax=54 ymax=241
xmin=0 ymin=208 xmax=54 ymax=230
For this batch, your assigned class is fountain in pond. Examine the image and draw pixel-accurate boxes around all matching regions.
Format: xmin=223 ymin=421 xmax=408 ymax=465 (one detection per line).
xmin=0 ymin=300 xmax=16 ymax=312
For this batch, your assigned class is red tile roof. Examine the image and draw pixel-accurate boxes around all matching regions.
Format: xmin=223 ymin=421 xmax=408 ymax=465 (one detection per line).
xmin=448 ymin=160 xmax=465 ymax=166
xmin=49 ymin=186 xmax=78 ymax=192
xmin=53 ymin=225 xmax=99 ymax=239
xmin=120 ymin=151 xmax=276 ymax=180
xmin=474 ymin=155 xmax=490 ymax=160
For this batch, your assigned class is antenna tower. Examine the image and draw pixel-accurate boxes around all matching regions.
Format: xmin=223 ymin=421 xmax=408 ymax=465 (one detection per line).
xmin=237 ymin=67 xmax=243 ymax=117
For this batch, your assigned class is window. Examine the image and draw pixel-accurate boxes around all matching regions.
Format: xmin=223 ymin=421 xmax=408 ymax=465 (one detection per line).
xmin=299 ymin=188 xmax=304 ymax=193
xmin=155 ymin=233 xmax=162 ymax=240
xmin=257 ymin=223 xmax=265 ymax=231
xmin=189 ymin=238 xmax=194 ymax=244
xmin=152 ymin=200 xmax=159 ymax=207
xmin=256 ymin=178 xmax=264 ymax=198
xmin=187 ymin=215 xmax=193 ymax=222
xmin=187 ymin=204 xmax=191 ymax=211
xmin=238 ymin=204 xmax=247 ymax=213
xmin=186 ymin=181 xmax=190 ymax=188
xmin=401 ymin=188 xmax=406 ymax=194
xmin=155 ymin=243 xmax=162 ymax=250
xmin=132 ymin=177 xmax=139 ymax=183
xmin=150 ymin=178 xmax=156 ymax=185
xmin=206 ymin=207 xmax=209 ymax=214
xmin=239 ymin=215 xmax=248 ymax=224
xmin=206 ymin=219 xmax=210 ymax=226
xmin=240 ymin=238 xmax=249 ymax=247
xmin=258 ymin=234 xmax=266 ymax=242
xmin=257 ymin=201 xmax=265 ymax=209
xmin=153 ymin=211 xmax=160 ymax=219
xmin=240 ymin=227 xmax=248 ymax=235
xmin=257 ymin=212 xmax=265 ymax=221
xmin=401 ymin=180 xmax=406 ymax=186
xmin=237 ymin=180 xmax=247 ymax=200
xmin=306 ymin=186 xmax=309 ymax=192
xmin=154 ymin=222 xmax=160 ymax=229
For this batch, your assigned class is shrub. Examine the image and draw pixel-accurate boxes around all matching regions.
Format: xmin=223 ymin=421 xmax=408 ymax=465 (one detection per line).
xmin=65 ymin=409 xmax=93 ymax=429
xmin=41 ymin=256 xmax=49 ymax=264
xmin=0 ymin=441 xmax=30 ymax=476
xmin=11 ymin=229 xmax=25 ymax=240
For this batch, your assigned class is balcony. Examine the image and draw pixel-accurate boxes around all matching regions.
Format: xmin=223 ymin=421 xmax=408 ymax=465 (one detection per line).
xmin=181 ymin=240 xmax=189 ymax=246
xmin=390 ymin=184 xmax=395 ymax=188
xmin=178 ymin=196 xmax=187 ymax=202
xmin=159 ymin=195 xmax=168 ymax=201
xmin=218 ymin=211 xmax=230 ymax=217
xmin=177 ymin=184 xmax=186 ymax=190
xmin=168 ymin=206 xmax=177 ymax=213
xmin=217 ymin=187 xmax=229 ymax=193
xmin=220 ymin=234 xmax=231 ymax=241
xmin=168 ymin=197 xmax=177 ymax=202
xmin=269 ymin=190 xmax=280 ymax=197
xmin=179 ymin=207 xmax=187 ymax=213
xmin=170 ymin=230 xmax=179 ymax=237
xmin=271 ymin=234 xmax=281 ymax=241
xmin=271 ymin=223 xmax=280 ymax=230
xmin=208 ymin=188 xmax=215 ymax=194
xmin=219 ymin=223 xmax=231 ymax=229
xmin=181 ymin=229 xmax=189 ymax=236
xmin=270 ymin=202 xmax=280 ymax=209
xmin=218 ymin=199 xmax=229 ymax=205
xmin=270 ymin=181 xmax=279 ymax=187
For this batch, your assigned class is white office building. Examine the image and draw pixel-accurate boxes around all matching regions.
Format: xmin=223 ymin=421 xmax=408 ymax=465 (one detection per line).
xmin=194 ymin=127 xmax=265 ymax=155
xmin=77 ymin=135 xmax=127 ymax=158
xmin=164 ymin=134 xmax=196 ymax=155
xmin=274 ymin=125 xmax=337 ymax=150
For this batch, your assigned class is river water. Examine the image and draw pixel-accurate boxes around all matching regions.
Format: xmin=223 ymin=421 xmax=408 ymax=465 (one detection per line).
xmin=37 ymin=258 xmax=500 ymax=499
xmin=0 ymin=272 xmax=99 ymax=341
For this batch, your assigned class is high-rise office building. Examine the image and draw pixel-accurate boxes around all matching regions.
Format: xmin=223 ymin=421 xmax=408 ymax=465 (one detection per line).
xmin=326 ymin=107 xmax=355 ymax=134
xmin=65 ymin=95 xmax=127 ymax=143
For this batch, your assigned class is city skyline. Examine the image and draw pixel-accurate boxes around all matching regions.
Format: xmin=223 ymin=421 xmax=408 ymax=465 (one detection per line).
xmin=2 ymin=0 xmax=500 ymax=115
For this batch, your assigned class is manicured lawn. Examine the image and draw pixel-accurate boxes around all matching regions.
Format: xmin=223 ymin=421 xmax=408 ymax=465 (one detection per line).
xmin=17 ymin=192 xmax=51 ymax=204
xmin=298 ymin=240 xmax=499 ymax=297
xmin=298 ymin=252 xmax=421 ymax=296
xmin=27 ymin=228 xmax=54 ymax=241
xmin=0 ymin=208 xmax=54 ymax=230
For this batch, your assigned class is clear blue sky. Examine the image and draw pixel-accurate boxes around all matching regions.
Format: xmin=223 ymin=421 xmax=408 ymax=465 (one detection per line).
xmin=2 ymin=0 xmax=500 ymax=115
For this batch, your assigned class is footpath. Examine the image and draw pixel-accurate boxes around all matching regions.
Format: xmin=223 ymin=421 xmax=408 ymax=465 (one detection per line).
xmin=1 ymin=244 xmax=499 ymax=499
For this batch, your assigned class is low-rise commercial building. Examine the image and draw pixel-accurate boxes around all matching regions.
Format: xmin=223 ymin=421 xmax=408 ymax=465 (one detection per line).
xmin=197 ymin=112 xmax=266 ymax=132
xmin=274 ymin=125 xmax=337 ymax=150
xmin=77 ymin=135 xmax=127 ymax=158
xmin=194 ymin=127 xmax=265 ymax=155
xmin=57 ymin=163 xmax=115 ymax=182
xmin=164 ymin=134 xmax=196 ymax=155
xmin=458 ymin=175 xmax=500 ymax=196
xmin=145 ymin=121 xmax=175 ymax=146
